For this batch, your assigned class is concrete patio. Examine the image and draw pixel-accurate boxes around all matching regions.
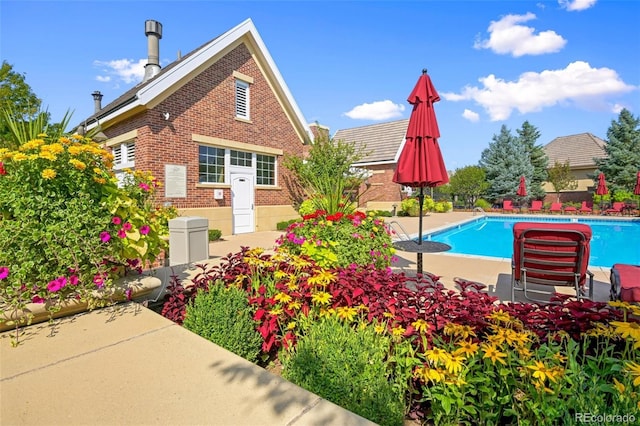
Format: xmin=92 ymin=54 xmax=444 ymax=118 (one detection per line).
xmin=0 ymin=211 xmax=620 ymax=425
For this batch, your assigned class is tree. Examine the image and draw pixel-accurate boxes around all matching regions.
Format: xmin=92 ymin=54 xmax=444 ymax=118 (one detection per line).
xmin=283 ymin=134 xmax=370 ymax=214
xmin=0 ymin=61 xmax=48 ymax=148
xmin=547 ymin=160 xmax=578 ymax=202
xmin=447 ymin=166 xmax=489 ymax=208
xmin=479 ymin=125 xmax=534 ymax=202
xmin=594 ymin=108 xmax=640 ymax=196
xmin=516 ymin=121 xmax=548 ymax=200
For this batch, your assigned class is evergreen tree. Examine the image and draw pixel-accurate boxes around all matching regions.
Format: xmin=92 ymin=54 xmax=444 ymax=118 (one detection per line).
xmin=594 ymin=109 xmax=640 ymax=195
xmin=479 ymin=125 xmax=534 ymax=202
xmin=516 ymin=121 xmax=548 ymax=200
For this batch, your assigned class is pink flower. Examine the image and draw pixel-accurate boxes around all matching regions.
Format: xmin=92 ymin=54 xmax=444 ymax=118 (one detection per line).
xmin=69 ymin=275 xmax=79 ymax=286
xmin=0 ymin=267 xmax=8 ymax=280
xmin=125 ymin=288 xmax=133 ymax=301
xmin=93 ymin=274 xmax=105 ymax=288
xmin=139 ymin=225 xmax=150 ymax=235
xmin=47 ymin=277 xmax=66 ymax=292
xmin=32 ymin=295 xmax=46 ymax=304
xmin=112 ymin=216 xmax=122 ymax=225
xmin=122 ymin=222 xmax=132 ymax=231
xmin=100 ymin=231 xmax=111 ymax=243
xmin=139 ymin=182 xmax=150 ymax=191
xmin=117 ymin=229 xmax=127 ymax=239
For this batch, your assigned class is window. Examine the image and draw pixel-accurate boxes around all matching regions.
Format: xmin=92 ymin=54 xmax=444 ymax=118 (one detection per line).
xmin=256 ymin=154 xmax=275 ymax=186
xmin=235 ymin=80 xmax=249 ymax=119
xmin=230 ymin=150 xmax=252 ymax=167
xmin=199 ymin=146 xmax=225 ymax=183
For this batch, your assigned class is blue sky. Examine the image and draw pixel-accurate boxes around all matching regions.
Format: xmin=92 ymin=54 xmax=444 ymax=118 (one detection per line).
xmin=1 ymin=0 xmax=639 ymax=168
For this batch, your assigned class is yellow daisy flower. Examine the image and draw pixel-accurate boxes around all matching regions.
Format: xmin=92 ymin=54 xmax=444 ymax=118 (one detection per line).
xmin=444 ymin=353 xmax=465 ymax=375
xmin=625 ymin=361 xmax=640 ymax=387
xmin=274 ymin=292 xmax=292 ymax=304
xmin=611 ymin=321 xmax=640 ymax=341
xmin=336 ymin=306 xmax=358 ymax=322
xmin=425 ymin=347 xmax=449 ymax=366
xmin=41 ymin=168 xmax=56 ymax=179
xmin=454 ymin=340 xmax=479 ymax=358
xmin=487 ymin=309 xmax=513 ymax=324
xmin=311 ymin=291 xmax=332 ymax=305
xmin=411 ymin=319 xmax=429 ymax=334
xmin=392 ymin=326 xmax=406 ymax=337
xmin=482 ymin=344 xmax=507 ymax=365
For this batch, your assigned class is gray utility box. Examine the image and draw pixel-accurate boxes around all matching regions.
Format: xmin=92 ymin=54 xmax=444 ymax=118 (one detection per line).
xmin=168 ymin=217 xmax=209 ymax=266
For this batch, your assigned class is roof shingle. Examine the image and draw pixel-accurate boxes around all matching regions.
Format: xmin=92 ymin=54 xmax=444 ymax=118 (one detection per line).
xmin=333 ymin=119 xmax=408 ymax=164
xmin=543 ymin=133 xmax=607 ymax=168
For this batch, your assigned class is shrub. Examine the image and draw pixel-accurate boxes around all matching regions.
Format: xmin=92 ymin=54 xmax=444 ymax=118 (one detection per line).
xmin=367 ymin=209 xmax=393 ymax=217
xmin=276 ymin=219 xmax=297 ymax=231
xmin=282 ymin=316 xmax=406 ymax=426
xmin=275 ymin=210 xmax=396 ymax=269
xmin=400 ymin=198 xmax=419 ymax=216
xmin=183 ymin=281 xmax=262 ymax=363
xmin=0 ymin=134 xmax=170 ymax=327
xmin=474 ymin=199 xmax=492 ymax=210
xmin=433 ymin=201 xmax=452 ymax=213
xmin=208 ymin=229 xmax=222 ymax=241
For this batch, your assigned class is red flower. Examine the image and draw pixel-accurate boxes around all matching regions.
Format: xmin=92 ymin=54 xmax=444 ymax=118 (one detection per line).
xmin=326 ymin=212 xmax=344 ymax=222
xmin=0 ymin=162 xmax=6 ymax=175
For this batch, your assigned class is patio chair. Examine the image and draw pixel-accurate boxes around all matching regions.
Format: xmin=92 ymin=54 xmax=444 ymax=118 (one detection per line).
xmin=502 ymin=200 xmax=515 ymax=213
xmin=579 ymin=201 xmax=593 ymax=214
xmin=605 ymin=202 xmax=624 ymax=216
xmin=549 ymin=202 xmax=563 ymax=214
xmin=511 ymin=222 xmax=594 ymax=303
xmin=563 ymin=205 xmax=577 ymax=214
xmin=529 ymin=200 xmax=543 ymax=213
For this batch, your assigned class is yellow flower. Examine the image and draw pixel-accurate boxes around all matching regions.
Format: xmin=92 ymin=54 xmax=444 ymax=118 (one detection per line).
xmin=526 ymin=360 xmax=562 ymax=384
xmin=613 ymin=378 xmax=625 ymax=394
xmin=444 ymin=353 xmax=465 ymax=375
xmin=611 ymin=321 xmax=640 ymax=341
xmin=41 ymin=168 xmax=56 ymax=179
xmin=290 ymin=256 xmax=312 ymax=269
xmin=287 ymin=301 xmax=301 ymax=310
xmin=41 ymin=143 xmax=64 ymax=154
xmin=488 ymin=309 xmax=513 ymax=324
xmin=411 ymin=319 xmax=429 ymax=334
xmin=307 ymin=269 xmax=336 ymax=286
xmin=482 ymin=344 xmax=507 ymax=365
xmin=20 ymin=139 xmax=45 ymax=151
xmin=13 ymin=153 xmax=28 ymax=161
xmin=93 ymin=177 xmax=106 ymax=184
xmin=454 ymin=340 xmax=479 ymax=358
xmin=425 ymin=347 xmax=449 ymax=366
xmin=374 ymin=324 xmax=386 ymax=334
xmin=274 ymin=292 xmax=292 ymax=304
xmin=68 ymin=146 xmax=82 ymax=156
xmin=268 ymin=307 xmax=283 ymax=316
xmin=383 ymin=311 xmax=394 ymax=318
xmin=517 ymin=346 xmax=533 ymax=360
xmin=286 ymin=322 xmax=296 ymax=330
xmin=311 ymin=291 xmax=332 ymax=305
xmin=274 ymin=270 xmax=288 ymax=280
xmin=318 ymin=307 xmax=335 ymax=318
xmin=415 ymin=365 xmax=445 ymax=383
xmin=392 ymin=326 xmax=406 ymax=337
xmin=69 ymin=159 xmax=87 ymax=170
xmin=552 ymin=352 xmax=567 ymax=364
xmin=609 ymin=300 xmax=632 ymax=309
xmin=58 ymin=137 xmax=71 ymax=145
xmin=38 ymin=151 xmax=57 ymax=161
xmin=336 ymin=306 xmax=358 ymax=322
xmin=625 ymin=361 xmax=640 ymax=387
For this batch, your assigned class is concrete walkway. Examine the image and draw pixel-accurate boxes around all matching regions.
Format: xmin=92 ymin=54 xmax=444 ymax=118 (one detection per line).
xmin=0 ymin=211 xmax=619 ymax=425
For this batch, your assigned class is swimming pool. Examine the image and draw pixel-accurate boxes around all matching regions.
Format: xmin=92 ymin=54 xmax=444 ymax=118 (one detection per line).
xmin=423 ymin=216 xmax=640 ymax=268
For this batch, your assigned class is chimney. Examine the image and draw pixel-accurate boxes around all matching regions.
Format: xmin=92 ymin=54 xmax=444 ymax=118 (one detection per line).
xmin=143 ymin=20 xmax=163 ymax=82
xmin=309 ymin=123 xmax=330 ymax=141
xmin=92 ymin=91 xmax=103 ymax=113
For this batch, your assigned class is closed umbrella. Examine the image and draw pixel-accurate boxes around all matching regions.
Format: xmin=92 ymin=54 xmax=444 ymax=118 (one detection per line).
xmin=393 ymin=70 xmax=450 ymax=274
xmin=596 ymin=172 xmax=608 ymax=212
xmin=634 ymin=171 xmax=640 ymax=214
xmin=516 ymin=175 xmax=527 ymax=209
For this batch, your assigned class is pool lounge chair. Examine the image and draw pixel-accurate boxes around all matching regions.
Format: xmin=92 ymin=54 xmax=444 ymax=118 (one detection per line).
xmin=529 ymin=200 xmax=543 ymax=213
xmin=502 ymin=200 xmax=515 ymax=213
xmin=511 ymin=222 xmax=594 ymax=303
xmin=549 ymin=202 xmax=563 ymax=214
xmin=610 ymin=264 xmax=640 ymax=302
xmin=579 ymin=201 xmax=593 ymax=214
xmin=605 ymin=202 xmax=624 ymax=216
xmin=563 ymin=205 xmax=577 ymax=214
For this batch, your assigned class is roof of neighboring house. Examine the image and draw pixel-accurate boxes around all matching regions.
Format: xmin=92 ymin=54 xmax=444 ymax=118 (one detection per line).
xmin=81 ymin=18 xmax=311 ymax=142
xmin=543 ymin=133 xmax=607 ymax=168
xmin=333 ymin=119 xmax=409 ymax=165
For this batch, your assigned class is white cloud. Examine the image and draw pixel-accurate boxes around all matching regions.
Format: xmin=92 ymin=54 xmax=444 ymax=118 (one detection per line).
xmin=95 ymin=75 xmax=111 ymax=83
xmin=462 ymin=109 xmax=480 ymax=122
xmin=559 ymin=0 xmax=597 ymax=11
xmin=441 ymin=61 xmax=637 ymax=121
xmin=612 ymin=103 xmax=625 ymax=114
xmin=343 ymin=100 xmax=405 ymax=120
xmin=474 ymin=13 xmax=567 ymax=57
xmin=93 ymin=58 xmax=146 ymax=85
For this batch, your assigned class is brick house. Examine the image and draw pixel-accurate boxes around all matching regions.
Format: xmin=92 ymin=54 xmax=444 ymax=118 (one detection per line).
xmin=542 ymin=133 xmax=607 ymax=203
xmin=333 ymin=119 xmax=410 ymax=211
xmin=79 ymin=19 xmax=311 ymax=235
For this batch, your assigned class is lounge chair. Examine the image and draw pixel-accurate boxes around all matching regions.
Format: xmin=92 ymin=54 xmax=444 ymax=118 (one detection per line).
xmin=549 ymin=202 xmax=563 ymax=214
xmin=605 ymin=202 xmax=624 ymax=216
xmin=563 ymin=205 xmax=577 ymax=214
xmin=579 ymin=201 xmax=593 ymax=214
xmin=529 ymin=200 xmax=543 ymax=213
xmin=610 ymin=264 xmax=640 ymax=302
xmin=502 ymin=200 xmax=515 ymax=213
xmin=511 ymin=222 xmax=594 ymax=303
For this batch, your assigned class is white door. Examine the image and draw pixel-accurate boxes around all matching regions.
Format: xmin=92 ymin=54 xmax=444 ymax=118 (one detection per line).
xmin=231 ymin=173 xmax=255 ymax=234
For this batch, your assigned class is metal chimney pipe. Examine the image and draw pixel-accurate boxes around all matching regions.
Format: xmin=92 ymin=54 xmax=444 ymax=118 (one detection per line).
xmin=92 ymin=91 xmax=103 ymax=113
xmin=143 ymin=20 xmax=163 ymax=82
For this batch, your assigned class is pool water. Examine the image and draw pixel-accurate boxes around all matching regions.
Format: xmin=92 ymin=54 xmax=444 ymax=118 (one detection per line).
xmin=424 ymin=216 xmax=640 ymax=268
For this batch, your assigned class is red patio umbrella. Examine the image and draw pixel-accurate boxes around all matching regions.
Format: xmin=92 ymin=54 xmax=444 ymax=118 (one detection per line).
xmin=516 ymin=175 xmax=527 ymax=197
xmin=596 ymin=172 xmax=608 ymax=212
xmin=634 ymin=171 xmax=640 ymax=196
xmin=393 ymin=70 xmax=449 ymax=274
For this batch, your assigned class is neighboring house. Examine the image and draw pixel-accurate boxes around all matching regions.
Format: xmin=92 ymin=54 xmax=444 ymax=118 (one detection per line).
xmin=333 ymin=119 xmax=410 ymax=210
xmin=542 ymin=133 xmax=607 ymax=203
xmin=79 ymin=19 xmax=311 ymax=235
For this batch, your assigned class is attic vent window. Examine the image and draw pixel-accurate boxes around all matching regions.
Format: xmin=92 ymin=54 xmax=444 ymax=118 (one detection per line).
xmin=235 ymin=79 xmax=250 ymax=120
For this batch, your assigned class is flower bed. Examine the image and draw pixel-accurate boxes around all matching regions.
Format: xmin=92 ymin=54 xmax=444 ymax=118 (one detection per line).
xmin=161 ymin=248 xmax=640 ymax=424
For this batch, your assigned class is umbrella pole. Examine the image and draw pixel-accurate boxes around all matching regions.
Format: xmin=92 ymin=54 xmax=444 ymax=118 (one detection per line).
xmin=417 ymin=187 xmax=424 ymax=275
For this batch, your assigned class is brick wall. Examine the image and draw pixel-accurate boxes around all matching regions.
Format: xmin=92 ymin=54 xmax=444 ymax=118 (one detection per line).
xmin=358 ymin=164 xmax=404 ymax=206
xmin=104 ymin=43 xmax=303 ymax=211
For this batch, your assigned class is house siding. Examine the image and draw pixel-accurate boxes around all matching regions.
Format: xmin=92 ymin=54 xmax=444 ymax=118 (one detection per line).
xmin=104 ymin=43 xmax=301 ymax=233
